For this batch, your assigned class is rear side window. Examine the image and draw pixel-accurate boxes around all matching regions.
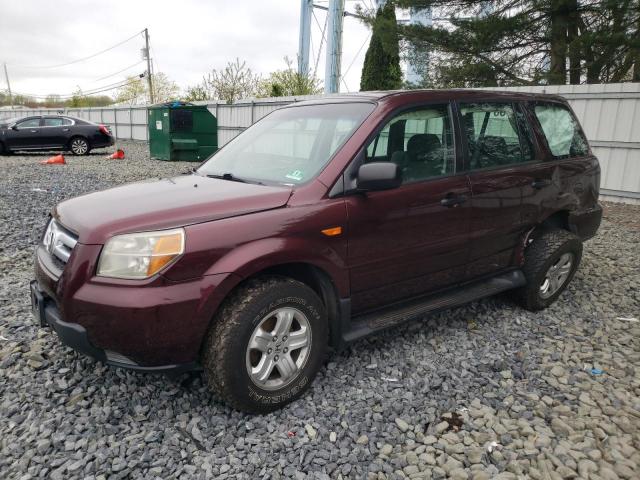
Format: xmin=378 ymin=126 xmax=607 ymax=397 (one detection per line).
xmin=43 ymin=118 xmax=64 ymax=127
xmin=534 ymin=103 xmax=588 ymax=158
xmin=461 ymin=102 xmax=534 ymax=170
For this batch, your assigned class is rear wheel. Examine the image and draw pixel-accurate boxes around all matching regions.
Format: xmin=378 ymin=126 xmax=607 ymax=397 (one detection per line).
xmin=69 ymin=137 xmax=90 ymax=155
xmin=514 ymin=228 xmax=582 ymax=311
xmin=202 ymin=276 xmax=328 ymax=413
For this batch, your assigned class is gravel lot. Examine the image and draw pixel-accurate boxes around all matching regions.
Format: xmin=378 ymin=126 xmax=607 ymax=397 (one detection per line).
xmin=1 ymin=141 xmax=639 ymax=480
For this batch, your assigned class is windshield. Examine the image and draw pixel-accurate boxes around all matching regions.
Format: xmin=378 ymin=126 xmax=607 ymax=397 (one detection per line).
xmin=197 ymin=102 xmax=374 ymax=185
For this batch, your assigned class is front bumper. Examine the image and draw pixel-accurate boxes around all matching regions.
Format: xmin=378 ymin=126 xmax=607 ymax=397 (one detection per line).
xmin=33 ymin=241 xmax=238 ymax=371
xmin=30 ymin=280 xmax=199 ymax=374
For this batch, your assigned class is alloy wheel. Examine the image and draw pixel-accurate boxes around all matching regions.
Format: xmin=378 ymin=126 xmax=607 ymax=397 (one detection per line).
xmin=539 ymin=252 xmax=574 ymax=299
xmin=71 ymin=139 xmax=88 ymax=155
xmin=245 ymin=307 xmax=311 ymax=391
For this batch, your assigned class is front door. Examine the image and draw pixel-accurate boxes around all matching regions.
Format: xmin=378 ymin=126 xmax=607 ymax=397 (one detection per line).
xmin=5 ymin=117 xmax=42 ymax=150
xmin=459 ymin=101 xmax=539 ymax=278
xmin=345 ymin=103 xmax=471 ymax=314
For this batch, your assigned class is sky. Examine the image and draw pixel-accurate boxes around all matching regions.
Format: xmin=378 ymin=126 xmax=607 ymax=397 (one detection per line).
xmin=0 ymin=0 xmax=388 ymax=101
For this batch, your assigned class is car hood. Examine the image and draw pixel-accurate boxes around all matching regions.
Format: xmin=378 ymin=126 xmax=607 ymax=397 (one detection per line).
xmin=55 ymin=174 xmax=293 ymax=244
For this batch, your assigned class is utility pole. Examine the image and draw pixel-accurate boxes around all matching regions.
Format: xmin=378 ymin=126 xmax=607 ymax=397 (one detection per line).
xmin=144 ymin=28 xmax=155 ymax=104
xmin=298 ymin=0 xmax=312 ymax=77
xmin=324 ymin=0 xmax=345 ymax=93
xmin=3 ymin=63 xmax=13 ymax=106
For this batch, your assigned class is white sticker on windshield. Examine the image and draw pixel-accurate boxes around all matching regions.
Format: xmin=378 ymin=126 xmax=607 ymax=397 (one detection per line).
xmin=285 ymin=170 xmax=304 ymax=182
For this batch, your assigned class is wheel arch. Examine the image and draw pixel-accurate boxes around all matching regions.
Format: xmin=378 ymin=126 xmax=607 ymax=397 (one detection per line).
xmin=200 ymin=260 xmax=345 ymax=354
xmin=516 ymin=210 xmax=573 ymax=265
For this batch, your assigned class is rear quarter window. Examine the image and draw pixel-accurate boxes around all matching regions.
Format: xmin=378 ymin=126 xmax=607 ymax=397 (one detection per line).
xmin=534 ymin=103 xmax=589 ymax=158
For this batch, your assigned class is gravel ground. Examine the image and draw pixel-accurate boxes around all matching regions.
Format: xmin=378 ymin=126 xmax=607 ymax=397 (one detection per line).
xmin=1 ymin=141 xmax=639 ymax=480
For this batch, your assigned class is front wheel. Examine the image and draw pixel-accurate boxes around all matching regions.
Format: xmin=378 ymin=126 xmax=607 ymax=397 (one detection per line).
xmin=69 ymin=137 xmax=90 ymax=155
xmin=514 ymin=228 xmax=583 ymax=311
xmin=202 ymin=276 xmax=328 ymax=413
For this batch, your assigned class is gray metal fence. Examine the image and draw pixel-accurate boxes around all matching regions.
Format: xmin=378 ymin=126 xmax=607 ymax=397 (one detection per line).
xmin=2 ymin=84 xmax=639 ymax=202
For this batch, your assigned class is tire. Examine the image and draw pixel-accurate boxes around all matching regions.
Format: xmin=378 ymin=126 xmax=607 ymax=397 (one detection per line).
xmin=514 ymin=228 xmax=583 ymax=311
xmin=69 ymin=137 xmax=90 ymax=155
xmin=202 ymin=276 xmax=328 ymax=413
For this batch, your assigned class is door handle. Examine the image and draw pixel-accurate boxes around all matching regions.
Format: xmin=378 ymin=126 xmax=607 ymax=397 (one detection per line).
xmin=62 ymin=128 xmax=70 ymax=132
xmin=531 ymin=179 xmax=551 ymax=189
xmin=440 ymin=194 xmax=467 ymax=208
xmin=30 ymin=130 xmax=38 ymax=133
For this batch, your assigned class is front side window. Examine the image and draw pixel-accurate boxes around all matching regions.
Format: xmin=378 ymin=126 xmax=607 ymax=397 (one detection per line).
xmin=16 ymin=118 xmax=41 ymax=129
xmin=365 ymin=104 xmax=455 ymax=183
xmin=534 ymin=103 xmax=588 ymax=158
xmin=461 ymin=103 xmax=534 ymax=169
xmin=198 ymin=103 xmax=374 ymax=185
xmin=43 ymin=118 xmax=64 ymax=127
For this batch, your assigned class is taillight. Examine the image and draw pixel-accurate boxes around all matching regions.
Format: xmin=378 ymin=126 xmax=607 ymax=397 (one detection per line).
xmin=99 ymin=124 xmax=111 ymax=136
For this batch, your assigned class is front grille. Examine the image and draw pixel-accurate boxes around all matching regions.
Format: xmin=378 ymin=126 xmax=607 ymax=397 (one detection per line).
xmin=42 ymin=219 xmax=78 ymax=266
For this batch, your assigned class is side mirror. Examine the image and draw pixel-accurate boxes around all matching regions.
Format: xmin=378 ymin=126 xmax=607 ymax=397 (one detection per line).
xmin=356 ymin=162 xmax=402 ymax=191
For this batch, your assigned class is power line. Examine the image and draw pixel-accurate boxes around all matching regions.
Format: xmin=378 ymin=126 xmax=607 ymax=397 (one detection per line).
xmin=92 ymin=61 xmax=145 ymax=83
xmin=7 ymin=30 xmax=144 ymax=69
xmin=13 ymin=76 xmax=144 ymax=100
xmin=342 ymin=31 xmax=371 ymax=79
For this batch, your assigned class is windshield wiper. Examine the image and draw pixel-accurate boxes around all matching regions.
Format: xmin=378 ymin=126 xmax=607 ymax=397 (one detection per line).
xmin=206 ymin=173 xmax=263 ymax=185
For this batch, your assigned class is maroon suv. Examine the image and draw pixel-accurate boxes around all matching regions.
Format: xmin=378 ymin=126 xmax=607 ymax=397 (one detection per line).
xmin=31 ymin=90 xmax=601 ymax=412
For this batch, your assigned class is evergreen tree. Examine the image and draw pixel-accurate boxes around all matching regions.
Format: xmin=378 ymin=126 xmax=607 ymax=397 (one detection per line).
xmin=396 ymin=0 xmax=640 ymax=87
xmin=360 ymin=2 xmax=403 ymax=91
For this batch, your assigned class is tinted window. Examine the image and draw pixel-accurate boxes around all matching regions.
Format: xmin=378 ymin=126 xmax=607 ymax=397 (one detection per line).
xmin=198 ymin=103 xmax=374 ymax=185
xmin=62 ymin=118 xmax=73 ymax=126
xmin=366 ymin=105 xmax=455 ymax=183
xmin=534 ymin=103 xmax=588 ymax=158
xmin=43 ymin=118 xmax=64 ymax=127
xmin=461 ymin=103 xmax=534 ymax=169
xmin=17 ymin=118 xmax=41 ymax=128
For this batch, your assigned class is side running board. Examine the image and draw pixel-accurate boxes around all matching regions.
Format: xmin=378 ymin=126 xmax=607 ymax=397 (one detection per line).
xmin=342 ymin=270 xmax=526 ymax=343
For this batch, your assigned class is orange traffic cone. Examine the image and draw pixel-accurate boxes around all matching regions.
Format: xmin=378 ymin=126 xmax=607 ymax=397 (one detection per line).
xmin=107 ymin=149 xmax=125 ymax=159
xmin=40 ymin=154 xmax=66 ymax=165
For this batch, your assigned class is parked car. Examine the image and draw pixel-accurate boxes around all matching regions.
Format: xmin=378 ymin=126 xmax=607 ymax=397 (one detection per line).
xmin=0 ymin=115 xmax=114 ymax=155
xmin=30 ymin=90 xmax=602 ymax=412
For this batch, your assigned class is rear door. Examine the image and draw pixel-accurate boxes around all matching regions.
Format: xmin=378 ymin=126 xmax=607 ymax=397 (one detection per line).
xmin=458 ymin=101 xmax=539 ymax=278
xmin=4 ymin=117 xmax=42 ymax=149
xmin=346 ymin=103 xmax=472 ymax=314
xmin=40 ymin=117 xmax=71 ymax=148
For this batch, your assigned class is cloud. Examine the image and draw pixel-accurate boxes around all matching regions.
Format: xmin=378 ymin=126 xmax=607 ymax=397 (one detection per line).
xmin=1 ymin=0 xmax=374 ymax=98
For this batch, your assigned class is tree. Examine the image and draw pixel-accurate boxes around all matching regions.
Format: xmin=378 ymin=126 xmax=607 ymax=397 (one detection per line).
xmin=44 ymin=94 xmax=63 ymax=108
xmin=152 ymin=72 xmax=180 ymax=103
xmin=259 ymin=57 xmax=323 ymax=97
xmin=360 ymin=1 xmax=403 ymax=91
xmin=115 ymin=72 xmax=178 ymax=105
xmin=115 ymin=75 xmax=147 ymax=105
xmin=183 ymin=84 xmax=210 ymax=101
xmin=69 ymin=87 xmax=91 ymax=108
xmin=203 ymin=58 xmax=261 ymax=103
xmin=396 ymin=0 xmax=640 ymax=87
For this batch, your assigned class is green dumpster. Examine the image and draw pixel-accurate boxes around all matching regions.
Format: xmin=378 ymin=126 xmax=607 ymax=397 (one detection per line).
xmin=148 ymin=102 xmax=217 ymax=161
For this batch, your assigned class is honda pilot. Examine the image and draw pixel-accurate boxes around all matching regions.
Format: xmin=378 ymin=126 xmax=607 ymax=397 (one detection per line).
xmin=31 ymin=90 xmax=602 ymax=412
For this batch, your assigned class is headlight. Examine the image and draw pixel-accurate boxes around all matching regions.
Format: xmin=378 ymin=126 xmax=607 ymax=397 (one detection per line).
xmin=97 ymin=228 xmax=185 ymax=279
